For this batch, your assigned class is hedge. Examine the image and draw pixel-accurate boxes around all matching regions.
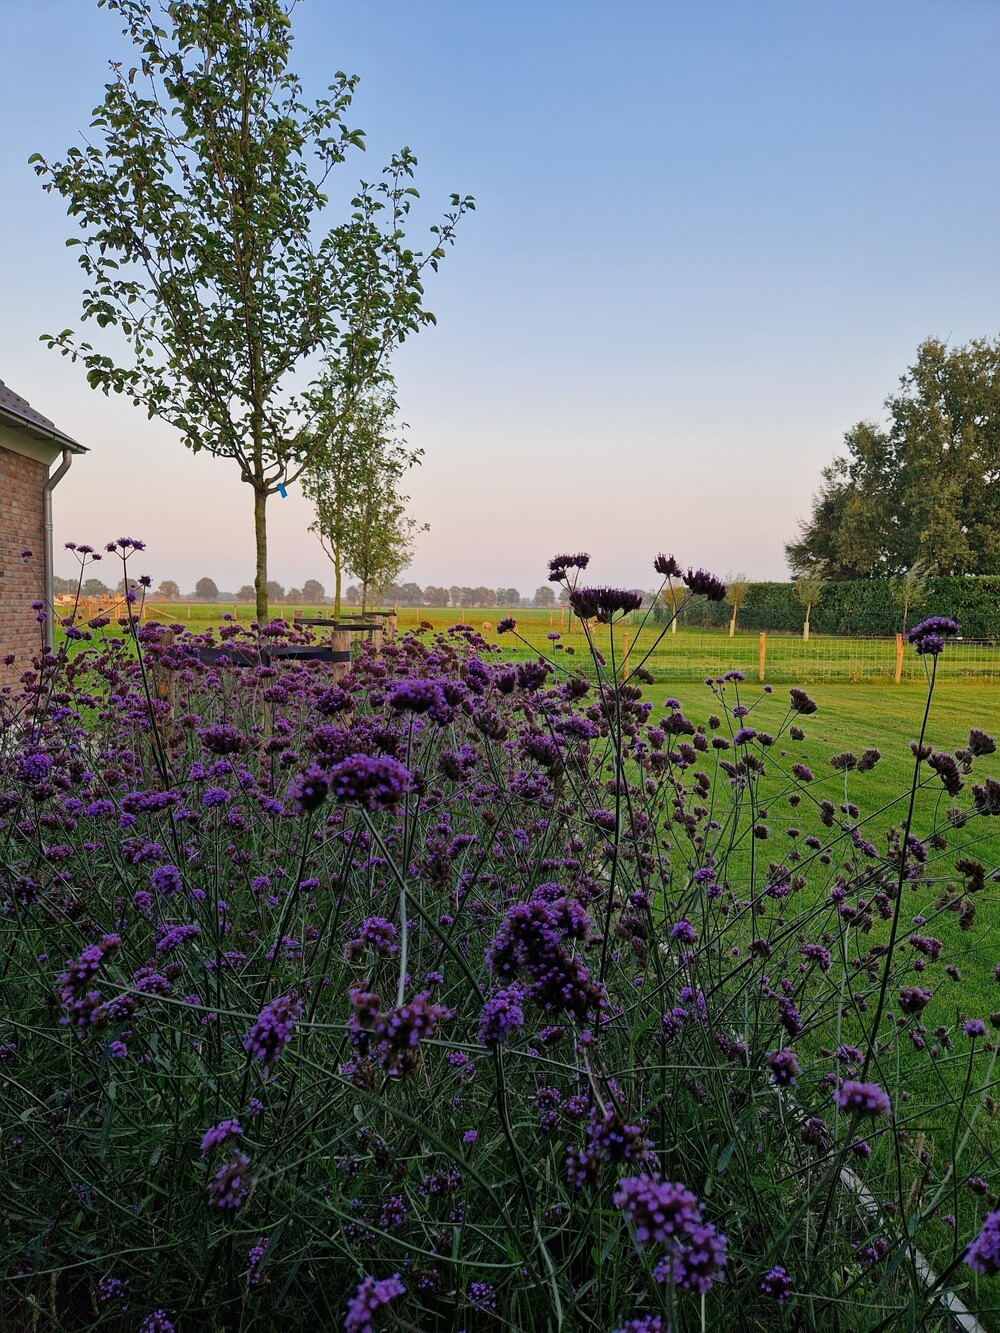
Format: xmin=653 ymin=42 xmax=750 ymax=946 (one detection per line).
xmin=672 ymin=576 xmax=1000 ymax=638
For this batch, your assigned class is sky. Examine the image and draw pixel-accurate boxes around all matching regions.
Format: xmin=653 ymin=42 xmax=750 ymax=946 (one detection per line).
xmin=3 ymin=0 xmax=1000 ymax=598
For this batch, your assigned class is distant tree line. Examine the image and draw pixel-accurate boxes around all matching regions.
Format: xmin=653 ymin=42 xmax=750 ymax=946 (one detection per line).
xmin=53 ymin=576 xmax=561 ymax=609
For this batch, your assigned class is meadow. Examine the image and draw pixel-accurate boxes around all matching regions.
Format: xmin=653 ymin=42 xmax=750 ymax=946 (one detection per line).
xmin=8 ymin=558 xmax=1000 ymax=1331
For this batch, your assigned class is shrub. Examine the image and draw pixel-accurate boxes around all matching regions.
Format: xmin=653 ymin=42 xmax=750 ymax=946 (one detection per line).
xmin=2 ymin=547 xmax=1000 ymax=1329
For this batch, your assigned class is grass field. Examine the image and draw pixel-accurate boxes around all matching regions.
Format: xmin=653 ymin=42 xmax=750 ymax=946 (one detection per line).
xmin=126 ymin=599 xmax=1000 ymax=685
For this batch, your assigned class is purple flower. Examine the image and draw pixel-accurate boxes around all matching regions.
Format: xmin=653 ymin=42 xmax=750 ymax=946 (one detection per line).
xmin=966 ymin=1210 xmax=1000 ymax=1275
xmin=345 ymin=917 xmax=399 ymax=960
xmin=898 ymin=986 xmax=933 ymax=1016
xmin=246 ymin=1235 xmax=270 ymax=1287
xmin=56 ymin=935 xmax=120 ymax=1003
xmin=683 ymin=568 xmax=727 ymax=601
xmin=16 ymin=751 xmax=52 ymax=783
xmin=670 ymin=918 xmax=697 ymax=944
xmin=207 ymin=1150 xmax=251 ymax=1209
xmin=137 ymin=1313 xmax=175 ymax=1333
xmin=587 ymin=1107 xmax=653 ymax=1166
xmin=656 ymin=1222 xmax=727 ymax=1294
xmin=329 ymin=755 xmax=413 ymax=811
xmin=150 ymin=865 xmax=184 ymax=897
xmin=155 ymin=923 xmax=201 ymax=955
xmin=964 ymin=1019 xmax=987 ymax=1038
xmin=548 ymin=553 xmax=590 ymax=581
xmin=613 ymin=1175 xmax=703 ymax=1248
xmin=478 ymin=984 xmax=526 ymax=1046
xmin=653 ymin=553 xmax=681 ymax=577
xmin=379 ymin=1194 xmax=407 ymax=1231
xmin=834 ymin=1080 xmax=892 ymax=1117
xmin=496 ymin=617 xmax=516 ymax=634
xmin=98 ymin=1275 xmax=128 ymax=1303
xmin=375 ymin=993 xmax=452 ymax=1076
xmin=767 ymin=1049 xmax=801 ymax=1088
xmin=467 ymin=1281 xmax=496 ymax=1311
xmin=568 ymin=586 xmax=643 ymax=622
xmin=200 ymin=1118 xmax=243 ymax=1157
xmin=201 ymin=786 xmax=231 ymax=808
xmin=907 ymin=616 xmax=960 ymax=655
xmin=344 ymin=1273 xmax=405 ymax=1333
xmin=288 ymin=762 xmax=330 ymax=810
xmin=788 ymin=687 xmax=818 ymax=715
xmin=613 ymin=1320 xmax=666 ymax=1333
xmin=244 ymin=993 xmax=302 ymax=1069
xmin=387 ymin=679 xmax=450 ymax=723
xmin=760 ymin=1266 xmax=792 ymax=1306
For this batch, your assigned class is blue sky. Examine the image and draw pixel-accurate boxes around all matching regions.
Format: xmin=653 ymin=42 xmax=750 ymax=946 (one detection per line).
xmin=3 ymin=0 xmax=999 ymax=596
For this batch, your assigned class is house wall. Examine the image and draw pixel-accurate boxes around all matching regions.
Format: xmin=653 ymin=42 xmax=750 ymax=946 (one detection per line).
xmin=0 ymin=442 xmax=47 ymax=688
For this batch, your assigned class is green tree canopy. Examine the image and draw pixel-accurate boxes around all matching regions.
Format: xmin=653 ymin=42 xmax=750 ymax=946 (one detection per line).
xmin=302 ymin=381 xmax=423 ymax=615
xmin=34 ymin=0 xmax=472 ymax=623
xmin=787 ymin=337 xmax=1000 ymax=578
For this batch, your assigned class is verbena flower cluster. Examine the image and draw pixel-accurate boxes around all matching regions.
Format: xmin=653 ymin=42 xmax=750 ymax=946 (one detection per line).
xmin=2 ymin=543 xmax=1000 ymax=1329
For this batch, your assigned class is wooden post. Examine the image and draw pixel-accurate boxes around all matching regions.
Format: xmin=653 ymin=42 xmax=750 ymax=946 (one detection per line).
xmin=187 ymin=605 xmax=192 ymax=621
xmin=331 ymin=628 xmax=351 ymax=684
xmin=621 ymin=630 xmax=630 ymax=671
xmin=560 ymin=606 xmax=565 ymax=629
xmin=759 ymin=631 xmax=766 ymax=683
xmin=372 ymin=623 xmax=384 ymax=654
xmin=894 ymin=632 xmax=904 ymax=685
xmin=386 ymin=612 xmax=397 ymax=643
xmin=549 ymin=611 xmax=554 ymax=625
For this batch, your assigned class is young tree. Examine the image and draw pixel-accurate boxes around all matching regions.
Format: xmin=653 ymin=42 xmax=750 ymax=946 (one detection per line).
xmin=724 ymin=572 xmax=749 ymax=637
xmin=348 ymin=501 xmax=425 ymax=613
xmin=302 ymin=383 xmax=422 ymax=615
xmin=156 ymin=579 xmax=180 ymax=600
xmin=659 ymin=578 xmax=684 ymax=633
xmin=891 ymin=558 xmax=933 ymax=633
xmin=794 ymin=564 xmax=825 ymax=641
xmin=33 ymin=0 xmax=473 ymax=623
xmin=195 ymin=577 xmax=219 ymax=602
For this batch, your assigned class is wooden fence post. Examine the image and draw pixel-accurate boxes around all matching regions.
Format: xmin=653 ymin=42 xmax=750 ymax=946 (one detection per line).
xmin=621 ymin=630 xmax=630 ymax=671
xmin=759 ymin=631 xmax=766 ymax=683
xmin=894 ymin=633 xmax=904 ymax=685
xmin=331 ymin=628 xmax=351 ymax=684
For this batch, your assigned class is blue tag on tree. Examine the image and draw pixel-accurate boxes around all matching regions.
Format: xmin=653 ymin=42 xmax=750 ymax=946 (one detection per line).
xmin=277 ymin=483 xmax=287 ymax=498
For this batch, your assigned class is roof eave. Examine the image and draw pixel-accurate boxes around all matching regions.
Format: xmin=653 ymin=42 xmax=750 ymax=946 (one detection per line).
xmin=0 ymin=402 xmax=87 ymax=453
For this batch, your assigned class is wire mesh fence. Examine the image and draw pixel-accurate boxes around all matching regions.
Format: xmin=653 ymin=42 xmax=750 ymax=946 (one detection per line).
xmin=627 ymin=633 xmax=1000 ymax=684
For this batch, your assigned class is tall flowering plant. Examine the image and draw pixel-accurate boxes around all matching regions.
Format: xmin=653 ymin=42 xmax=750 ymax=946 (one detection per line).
xmin=2 ymin=545 xmax=1000 ymax=1329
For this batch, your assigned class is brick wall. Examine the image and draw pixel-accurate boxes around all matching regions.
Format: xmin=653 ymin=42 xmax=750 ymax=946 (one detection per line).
xmin=0 ymin=443 xmax=47 ymax=688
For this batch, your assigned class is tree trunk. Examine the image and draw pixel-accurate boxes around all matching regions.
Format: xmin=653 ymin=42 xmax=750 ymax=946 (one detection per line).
xmin=729 ymin=607 xmax=737 ymax=637
xmin=253 ymin=486 xmax=269 ymax=623
xmin=803 ymin=606 xmax=811 ymax=641
xmin=334 ymin=558 xmax=342 ymax=620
